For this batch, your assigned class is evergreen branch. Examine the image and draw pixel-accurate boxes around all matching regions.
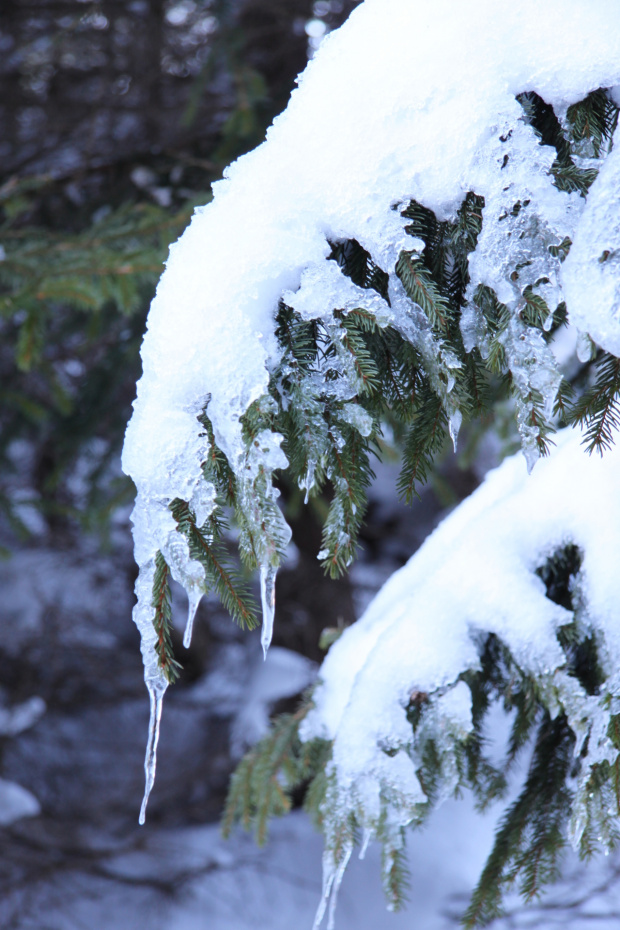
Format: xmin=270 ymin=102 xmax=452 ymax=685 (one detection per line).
xmin=169 ymin=498 xmax=258 ymax=629
xmin=473 ymin=284 xmax=511 ymax=336
xmin=463 ymin=714 xmax=574 ymax=928
xmin=401 ymin=199 xmax=438 ymax=245
xmin=550 ymin=161 xmax=598 ymax=196
xmin=553 ymin=377 xmax=575 ymax=426
xmin=369 ymin=327 xmax=425 ymax=422
xmin=514 ymin=385 xmax=556 ymax=459
xmin=320 ymin=425 xmax=374 ymax=577
xmin=222 ymin=698 xmax=329 ymax=845
xmin=274 ymin=301 xmax=318 ymax=372
xmin=397 ymin=388 xmax=448 ymax=503
xmin=462 ymin=349 xmax=491 ymax=417
xmin=517 ymin=91 xmax=572 ymax=162
xmin=567 ymin=353 xmax=620 ymax=454
xmin=396 ymin=251 xmax=453 ymax=331
xmin=151 ymin=550 xmax=183 ymax=684
xmin=566 ymin=89 xmax=619 ymax=157
xmin=340 ymin=307 xmax=380 ymax=332
xmin=381 ymin=839 xmax=411 ymax=911
xmin=548 ymin=237 xmax=572 ymax=261
xmin=335 ymin=312 xmax=381 ymax=394
xmin=329 ymin=238 xmax=390 ymax=299
xmin=198 ymin=408 xmax=237 ymax=505
xmin=520 ymin=287 xmax=551 ymax=331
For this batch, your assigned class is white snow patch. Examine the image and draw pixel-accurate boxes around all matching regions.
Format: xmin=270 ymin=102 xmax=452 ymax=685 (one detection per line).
xmin=0 ymin=778 xmax=40 ymax=826
xmin=563 ymin=123 xmax=620 ymax=355
xmin=302 ymin=426 xmax=620 ymax=838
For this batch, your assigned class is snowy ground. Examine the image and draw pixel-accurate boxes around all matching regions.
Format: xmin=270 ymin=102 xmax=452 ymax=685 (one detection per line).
xmin=5 ymin=794 xmax=620 ymax=929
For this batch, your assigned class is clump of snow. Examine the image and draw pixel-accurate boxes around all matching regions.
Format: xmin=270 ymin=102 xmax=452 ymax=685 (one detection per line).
xmin=0 ymin=778 xmax=40 ymax=827
xmin=563 ymin=126 xmax=620 ymax=356
xmin=0 ymin=696 xmax=45 ymax=826
xmin=302 ymin=426 xmax=620 ymax=851
xmin=0 ymin=696 xmax=45 ymax=737
xmin=122 ymin=0 xmax=620 ymax=818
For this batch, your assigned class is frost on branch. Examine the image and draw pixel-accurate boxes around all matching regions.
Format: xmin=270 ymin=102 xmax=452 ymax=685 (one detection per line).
xmin=122 ymin=0 xmax=620 ymax=830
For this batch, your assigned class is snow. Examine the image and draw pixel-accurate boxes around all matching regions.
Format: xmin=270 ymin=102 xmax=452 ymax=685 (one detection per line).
xmin=122 ymin=0 xmax=620 ymax=824
xmin=0 ymin=696 xmax=45 ymax=737
xmin=0 ymin=778 xmax=40 ymax=826
xmin=0 ymin=697 xmax=45 ymax=826
xmin=12 ymin=789 xmax=620 ymax=928
xmin=302 ymin=426 xmax=620 ymax=861
xmin=563 ymin=124 xmax=620 ymax=355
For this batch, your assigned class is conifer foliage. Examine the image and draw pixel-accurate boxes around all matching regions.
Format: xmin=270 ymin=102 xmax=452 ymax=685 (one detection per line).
xmin=121 ymin=1 xmax=620 ymax=924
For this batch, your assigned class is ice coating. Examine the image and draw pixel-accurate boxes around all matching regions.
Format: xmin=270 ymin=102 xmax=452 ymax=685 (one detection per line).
xmin=260 ymin=564 xmax=277 ymax=660
xmin=121 ymin=0 xmax=620 ymax=820
xmin=301 ymin=426 xmax=620 ymax=844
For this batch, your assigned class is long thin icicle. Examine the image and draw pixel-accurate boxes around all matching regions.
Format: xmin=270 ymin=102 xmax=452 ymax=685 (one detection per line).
xmin=327 ymin=842 xmax=353 ymax=930
xmin=313 ymin=851 xmax=337 ymax=930
xmin=260 ymin=563 xmax=277 ymax=659
xmin=313 ymin=842 xmax=354 ymax=930
xmin=131 ymin=554 xmax=170 ymax=825
xmin=139 ymin=681 xmax=166 ymax=824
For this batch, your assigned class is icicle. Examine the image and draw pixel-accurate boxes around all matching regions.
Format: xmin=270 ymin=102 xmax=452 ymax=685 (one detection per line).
xmin=183 ymin=588 xmax=203 ymax=649
xmin=312 ymin=851 xmax=337 ymax=930
xmin=139 ymin=681 xmax=166 ymax=825
xmin=303 ymin=461 xmax=316 ymax=505
xmin=327 ymin=842 xmax=353 ymax=930
xmin=312 ymin=841 xmax=353 ymax=930
xmin=131 ymin=556 xmax=169 ymax=825
xmin=448 ymin=409 xmax=462 ymax=452
xmin=358 ymin=828 xmax=372 ymax=860
xmin=260 ymin=562 xmax=277 ymax=659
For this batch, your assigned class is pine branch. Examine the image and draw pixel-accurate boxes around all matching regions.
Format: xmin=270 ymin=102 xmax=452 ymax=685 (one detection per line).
xmin=397 ymin=387 xmax=448 ymax=503
xmin=381 ymin=838 xmax=411 ymax=911
xmin=222 ymin=698 xmax=328 ymax=845
xmin=151 ymin=550 xmax=183 ymax=684
xmin=566 ymin=89 xmax=619 ymax=157
xmin=396 ymin=251 xmax=453 ymax=332
xmin=169 ymin=498 xmax=258 ymax=629
xmin=329 ymin=238 xmax=389 ymax=299
xmin=321 ymin=425 xmax=374 ymax=577
xmin=335 ymin=311 xmax=381 ymax=395
xmin=550 ymin=161 xmax=598 ymax=196
xmin=275 ymin=301 xmax=318 ymax=372
xmin=198 ymin=408 xmax=237 ymax=505
xmin=517 ymin=91 xmax=572 ymax=162
xmin=463 ymin=714 xmax=574 ymax=928
xmin=568 ymin=353 xmax=620 ymax=454
xmin=548 ymin=238 xmax=572 ymax=262
xmin=520 ymin=286 xmax=551 ymax=331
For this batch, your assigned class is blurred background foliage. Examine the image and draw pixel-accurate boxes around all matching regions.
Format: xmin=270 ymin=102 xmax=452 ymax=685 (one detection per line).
xmin=0 ymin=0 xmax=361 ymax=545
